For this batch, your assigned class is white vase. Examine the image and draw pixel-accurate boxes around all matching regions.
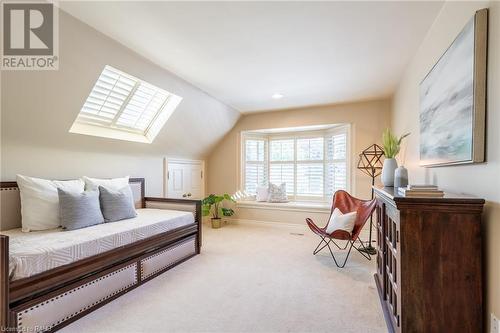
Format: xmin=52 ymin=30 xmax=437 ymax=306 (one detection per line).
xmin=381 ymin=158 xmax=398 ymax=187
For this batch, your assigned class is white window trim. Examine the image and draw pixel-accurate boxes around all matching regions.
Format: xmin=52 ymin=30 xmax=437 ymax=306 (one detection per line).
xmin=240 ymin=124 xmax=352 ymax=203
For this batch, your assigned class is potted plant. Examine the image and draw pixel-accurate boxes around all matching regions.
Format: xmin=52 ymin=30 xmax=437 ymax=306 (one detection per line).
xmin=381 ymin=129 xmax=410 ymax=186
xmin=202 ymin=194 xmax=235 ymax=229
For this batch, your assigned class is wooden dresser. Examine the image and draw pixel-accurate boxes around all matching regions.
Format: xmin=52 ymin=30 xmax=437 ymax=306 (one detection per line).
xmin=373 ymin=186 xmax=484 ymax=333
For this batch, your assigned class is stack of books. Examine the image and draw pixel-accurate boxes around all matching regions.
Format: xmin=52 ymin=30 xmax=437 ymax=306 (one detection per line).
xmin=398 ymin=184 xmax=445 ymax=197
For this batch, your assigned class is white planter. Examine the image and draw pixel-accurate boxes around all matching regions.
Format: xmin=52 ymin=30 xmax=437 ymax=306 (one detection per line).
xmin=381 ymin=158 xmax=398 ymax=187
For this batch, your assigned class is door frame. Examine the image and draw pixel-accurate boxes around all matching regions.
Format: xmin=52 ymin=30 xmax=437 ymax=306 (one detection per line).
xmin=163 ymin=157 xmax=205 ymax=199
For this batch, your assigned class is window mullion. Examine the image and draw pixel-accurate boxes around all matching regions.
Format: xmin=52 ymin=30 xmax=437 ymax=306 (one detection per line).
xmin=323 ymin=135 xmax=327 ymax=201
xmin=293 ymin=138 xmax=297 ymax=201
xmin=110 ymin=79 xmax=140 ymax=127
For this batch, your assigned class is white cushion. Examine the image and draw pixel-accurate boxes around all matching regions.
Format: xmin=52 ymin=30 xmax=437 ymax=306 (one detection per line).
xmin=256 ymin=186 xmax=269 ymax=202
xmin=82 ymin=176 xmax=130 ymax=191
xmin=16 ymin=175 xmax=85 ymax=232
xmin=267 ymin=183 xmax=288 ymax=203
xmin=325 ymin=208 xmax=357 ymax=235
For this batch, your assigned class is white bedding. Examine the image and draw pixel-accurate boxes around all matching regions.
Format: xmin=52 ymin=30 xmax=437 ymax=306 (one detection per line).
xmin=1 ymin=208 xmax=195 ymax=281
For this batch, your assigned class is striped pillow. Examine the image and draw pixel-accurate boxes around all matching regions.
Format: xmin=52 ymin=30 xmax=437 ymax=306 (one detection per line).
xmin=98 ymin=185 xmax=137 ymax=222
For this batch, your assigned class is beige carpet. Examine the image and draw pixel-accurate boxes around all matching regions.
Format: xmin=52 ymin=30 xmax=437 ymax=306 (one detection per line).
xmin=61 ymin=222 xmax=386 ymax=333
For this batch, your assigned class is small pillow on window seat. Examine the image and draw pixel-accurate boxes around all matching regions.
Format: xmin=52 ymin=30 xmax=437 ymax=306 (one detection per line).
xmin=256 ymin=186 xmax=269 ymax=202
xmin=267 ymin=183 xmax=288 ymax=203
xmin=325 ymin=208 xmax=357 ymax=235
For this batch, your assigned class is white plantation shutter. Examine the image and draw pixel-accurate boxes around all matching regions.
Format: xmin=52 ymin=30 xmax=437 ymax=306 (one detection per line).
xmin=269 ymin=140 xmax=294 ymax=194
xmin=270 ymin=139 xmax=294 ymax=161
xmin=244 ymin=139 xmax=267 ymax=194
xmin=296 ymin=137 xmax=324 ymax=197
xmin=269 ymin=164 xmax=294 ymax=194
xmin=116 ymin=83 xmax=170 ymax=131
xmin=297 ymin=137 xmax=323 ymax=160
xmin=326 ymin=132 xmax=348 ymax=197
xmin=74 ymin=66 xmax=181 ymax=142
xmin=245 ymin=164 xmax=266 ymax=194
xmin=242 ymin=126 xmax=349 ymax=201
xmin=79 ymin=67 xmax=135 ymax=126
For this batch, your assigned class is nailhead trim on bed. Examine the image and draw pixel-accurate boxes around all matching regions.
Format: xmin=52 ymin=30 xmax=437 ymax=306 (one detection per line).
xmin=0 ymin=187 xmax=19 ymax=191
xmin=16 ymin=263 xmax=138 ymax=332
xmin=140 ymin=237 xmax=195 ymax=280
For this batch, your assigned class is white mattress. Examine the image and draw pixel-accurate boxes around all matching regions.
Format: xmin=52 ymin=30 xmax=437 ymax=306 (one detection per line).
xmin=1 ymin=208 xmax=195 ymax=281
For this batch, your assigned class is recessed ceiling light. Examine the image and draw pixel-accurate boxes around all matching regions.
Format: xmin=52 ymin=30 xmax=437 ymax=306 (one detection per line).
xmin=272 ymin=93 xmax=284 ymax=99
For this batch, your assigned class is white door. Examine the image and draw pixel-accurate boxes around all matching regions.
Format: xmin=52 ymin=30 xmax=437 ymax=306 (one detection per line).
xmin=167 ymin=163 xmax=186 ymax=199
xmin=165 ymin=159 xmax=205 ymax=199
xmin=187 ymin=164 xmax=203 ymax=199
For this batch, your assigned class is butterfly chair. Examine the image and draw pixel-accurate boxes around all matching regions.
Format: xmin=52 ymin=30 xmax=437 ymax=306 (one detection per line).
xmin=306 ymin=190 xmax=377 ymax=268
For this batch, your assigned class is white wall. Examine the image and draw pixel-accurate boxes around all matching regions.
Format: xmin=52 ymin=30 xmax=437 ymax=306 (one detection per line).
xmin=1 ymin=10 xmax=240 ymax=196
xmin=391 ymin=1 xmax=500 ymax=329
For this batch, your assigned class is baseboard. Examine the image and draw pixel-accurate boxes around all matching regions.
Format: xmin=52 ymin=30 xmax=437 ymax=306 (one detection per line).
xmin=224 ymin=218 xmax=308 ymax=228
xmin=224 ymin=218 xmax=373 ymax=241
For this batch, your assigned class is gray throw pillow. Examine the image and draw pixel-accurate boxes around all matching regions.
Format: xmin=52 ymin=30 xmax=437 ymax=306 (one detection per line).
xmin=58 ymin=188 xmax=104 ymax=231
xmin=99 ymin=185 xmax=137 ymax=222
xmin=267 ymin=183 xmax=289 ymax=203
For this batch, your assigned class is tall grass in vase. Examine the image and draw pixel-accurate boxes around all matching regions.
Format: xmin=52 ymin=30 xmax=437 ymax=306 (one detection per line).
xmin=381 ymin=129 xmax=410 ymax=187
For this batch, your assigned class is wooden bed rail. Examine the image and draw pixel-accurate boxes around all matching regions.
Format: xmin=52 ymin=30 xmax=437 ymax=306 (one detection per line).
xmin=0 ymin=235 xmax=9 ymax=330
xmin=144 ymin=197 xmax=202 ymax=251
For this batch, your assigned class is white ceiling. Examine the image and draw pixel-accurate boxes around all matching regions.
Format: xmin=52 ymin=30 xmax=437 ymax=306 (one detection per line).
xmin=60 ymin=1 xmax=443 ymax=113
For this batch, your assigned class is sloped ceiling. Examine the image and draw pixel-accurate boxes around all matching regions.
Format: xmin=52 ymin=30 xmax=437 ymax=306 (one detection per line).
xmin=60 ymin=1 xmax=444 ymax=112
xmin=1 ymin=10 xmax=240 ymax=159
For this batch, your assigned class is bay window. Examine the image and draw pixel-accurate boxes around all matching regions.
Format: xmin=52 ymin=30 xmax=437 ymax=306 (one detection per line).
xmin=242 ymin=125 xmax=350 ymax=202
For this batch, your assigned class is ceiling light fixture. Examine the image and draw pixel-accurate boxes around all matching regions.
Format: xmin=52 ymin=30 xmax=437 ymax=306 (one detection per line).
xmin=271 ymin=93 xmax=284 ymax=99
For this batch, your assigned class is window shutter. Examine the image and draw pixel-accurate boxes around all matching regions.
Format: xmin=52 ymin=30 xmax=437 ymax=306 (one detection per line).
xmin=244 ymin=139 xmax=267 ymax=194
xmin=245 ymin=164 xmax=266 ymax=194
xmin=297 ymin=163 xmax=324 ymax=196
xmin=295 ymin=137 xmax=324 ymax=197
xmin=116 ymin=83 xmax=170 ymax=131
xmin=326 ymin=132 xmax=348 ymax=196
xmin=79 ymin=67 xmax=135 ymax=126
xmin=297 ymin=138 xmax=323 ymax=160
xmin=269 ymin=164 xmax=294 ymax=194
xmin=268 ymin=139 xmax=294 ymax=194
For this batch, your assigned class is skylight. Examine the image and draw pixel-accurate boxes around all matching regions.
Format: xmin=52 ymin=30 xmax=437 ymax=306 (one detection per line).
xmin=70 ymin=65 xmax=182 ymax=143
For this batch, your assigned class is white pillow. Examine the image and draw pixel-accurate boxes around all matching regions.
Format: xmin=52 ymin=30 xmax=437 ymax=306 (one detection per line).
xmin=325 ymin=208 xmax=357 ymax=235
xmin=267 ymin=183 xmax=288 ymax=203
xmin=82 ymin=176 xmax=130 ymax=191
xmin=16 ymin=175 xmax=85 ymax=232
xmin=256 ymin=186 xmax=269 ymax=202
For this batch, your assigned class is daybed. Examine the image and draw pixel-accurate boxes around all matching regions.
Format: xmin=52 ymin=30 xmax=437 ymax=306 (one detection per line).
xmin=0 ymin=178 xmax=201 ymax=332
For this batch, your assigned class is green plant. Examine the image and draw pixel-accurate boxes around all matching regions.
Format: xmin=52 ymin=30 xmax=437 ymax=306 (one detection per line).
xmin=202 ymin=194 xmax=235 ymax=219
xmin=382 ymin=129 xmax=410 ymax=158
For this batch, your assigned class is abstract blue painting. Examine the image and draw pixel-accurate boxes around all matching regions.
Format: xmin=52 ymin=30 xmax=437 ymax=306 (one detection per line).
xmin=419 ymin=10 xmax=486 ymax=167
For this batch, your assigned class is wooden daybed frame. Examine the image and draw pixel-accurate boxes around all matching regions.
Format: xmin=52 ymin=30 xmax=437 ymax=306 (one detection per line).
xmin=0 ymin=178 xmax=202 ymax=332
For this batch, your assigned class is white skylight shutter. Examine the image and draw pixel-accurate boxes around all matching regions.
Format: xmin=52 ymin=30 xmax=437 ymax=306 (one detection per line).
xmin=244 ymin=139 xmax=267 ymax=194
xmin=79 ymin=67 xmax=136 ymax=126
xmin=71 ymin=66 xmax=182 ymax=143
xmin=116 ymin=82 xmax=169 ymax=132
xmin=269 ymin=139 xmax=295 ymax=195
xmin=296 ymin=137 xmax=324 ymax=197
xmin=326 ymin=132 xmax=348 ymax=197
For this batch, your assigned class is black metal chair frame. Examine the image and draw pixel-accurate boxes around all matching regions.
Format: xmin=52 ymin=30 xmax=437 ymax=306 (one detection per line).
xmin=312 ymin=235 xmax=372 ymax=268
